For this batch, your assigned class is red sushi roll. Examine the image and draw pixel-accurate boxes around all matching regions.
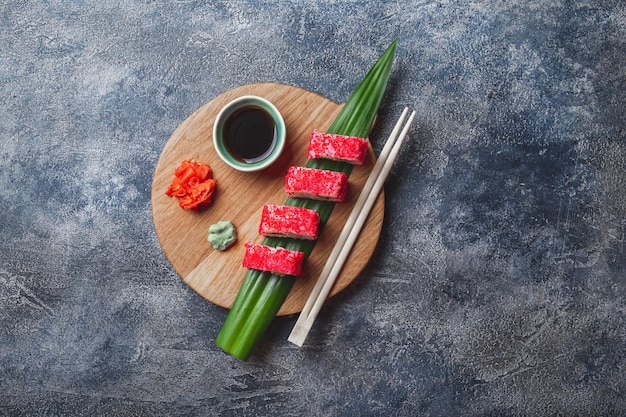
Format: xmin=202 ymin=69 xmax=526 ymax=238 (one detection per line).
xmin=259 ymin=204 xmax=320 ymax=240
xmin=242 ymin=242 xmax=305 ymax=277
xmin=285 ymin=166 xmax=349 ymax=203
xmin=306 ymin=129 xmax=369 ymax=165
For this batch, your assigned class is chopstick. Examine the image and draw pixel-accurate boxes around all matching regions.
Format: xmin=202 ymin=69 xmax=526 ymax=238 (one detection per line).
xmin=288 ymin=108 xmax=417 ymax=347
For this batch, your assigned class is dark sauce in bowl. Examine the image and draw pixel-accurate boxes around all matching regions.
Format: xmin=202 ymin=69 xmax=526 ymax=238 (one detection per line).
xmin=223 ymin=106 xmax=277 ymax=163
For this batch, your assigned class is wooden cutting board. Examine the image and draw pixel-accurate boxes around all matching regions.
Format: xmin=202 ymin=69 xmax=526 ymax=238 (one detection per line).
xmin=151 ymin=82 xmax=384 ymax=316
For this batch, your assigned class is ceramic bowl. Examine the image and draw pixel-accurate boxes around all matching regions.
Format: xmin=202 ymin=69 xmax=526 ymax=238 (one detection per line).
xmin=212 ymin=95 xmax=286 ymax=172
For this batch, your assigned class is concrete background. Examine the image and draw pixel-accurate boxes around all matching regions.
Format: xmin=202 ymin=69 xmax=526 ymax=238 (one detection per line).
xmin=1 ymin=1 xmax=624 ymax=415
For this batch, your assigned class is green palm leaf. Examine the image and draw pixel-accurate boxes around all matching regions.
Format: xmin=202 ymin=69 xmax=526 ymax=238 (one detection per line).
xmin=215 ymin=39 xmax=398 ymax=360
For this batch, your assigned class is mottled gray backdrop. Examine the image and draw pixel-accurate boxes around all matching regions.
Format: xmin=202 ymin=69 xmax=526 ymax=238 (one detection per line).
xmin=1 ymin=1 xmax=625 ymax=416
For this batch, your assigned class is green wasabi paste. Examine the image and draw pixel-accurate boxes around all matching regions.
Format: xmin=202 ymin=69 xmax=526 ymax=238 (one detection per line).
xmin=208 ymin=220 xmax=236 ymax=251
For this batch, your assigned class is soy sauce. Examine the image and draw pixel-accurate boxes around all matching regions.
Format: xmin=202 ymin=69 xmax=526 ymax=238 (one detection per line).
xmin=223 ymin=106 xmax=277 ymax=163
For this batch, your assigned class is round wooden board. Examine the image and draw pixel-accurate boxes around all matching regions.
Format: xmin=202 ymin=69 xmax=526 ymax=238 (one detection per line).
xmin=151 ymin=83 xmax=384 ymax=316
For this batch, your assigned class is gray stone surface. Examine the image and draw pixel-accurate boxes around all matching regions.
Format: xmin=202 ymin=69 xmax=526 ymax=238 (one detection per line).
xmin=1 ymin=1 xmax=625 ymax=416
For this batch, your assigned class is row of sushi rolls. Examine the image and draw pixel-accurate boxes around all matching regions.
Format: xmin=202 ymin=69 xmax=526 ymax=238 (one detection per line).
xmin=242 ymin=129 xmax=369 ymax=277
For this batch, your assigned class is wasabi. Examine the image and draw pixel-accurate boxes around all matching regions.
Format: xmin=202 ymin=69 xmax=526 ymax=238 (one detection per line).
xmin=208 ymin=221 xmax=237 ymax=250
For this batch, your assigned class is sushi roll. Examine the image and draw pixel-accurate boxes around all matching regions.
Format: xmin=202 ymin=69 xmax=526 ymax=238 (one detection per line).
xmin=242 ymin=242 xmax=305 ymax=277
xmin=306 ymin=129 xmax=369 ymax=165
xmin=259 ymin=204 xmax=320 ymax=240
xmin=285 ymin=166 xmax=349 ymax=203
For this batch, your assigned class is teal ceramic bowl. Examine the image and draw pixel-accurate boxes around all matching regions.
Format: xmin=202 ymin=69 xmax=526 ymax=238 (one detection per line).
xmin=213 ymin=95 xmax=286 ymax=172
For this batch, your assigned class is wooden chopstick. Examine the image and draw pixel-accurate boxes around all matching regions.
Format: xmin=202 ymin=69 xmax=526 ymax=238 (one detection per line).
xmin=288 ymin=108 xmax=417 ymax=347
xmin=291 ymin=108 xmax=409 ymax=329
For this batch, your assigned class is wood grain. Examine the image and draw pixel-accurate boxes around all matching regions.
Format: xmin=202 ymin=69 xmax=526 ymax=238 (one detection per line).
xmin=151 ymin=83 xmax=384 ymax=316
